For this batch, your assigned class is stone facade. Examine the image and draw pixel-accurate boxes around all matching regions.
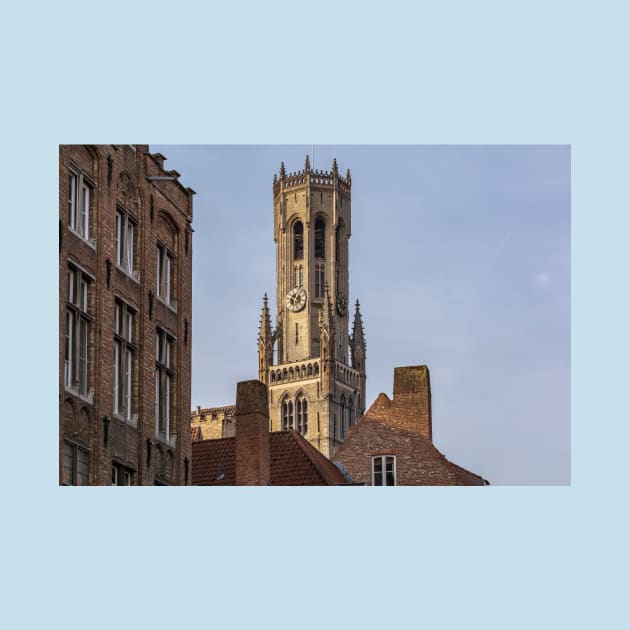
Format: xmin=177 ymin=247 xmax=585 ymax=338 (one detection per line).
xmin=332 ymin=366 xmax=488 ymax=486
xmin=59 ymin=145 xmax=194 ymax=485
xmin=191 ymin=404 xmax=236 ymax=440
xmin=258 ymin=157 xmax=367 ymax=458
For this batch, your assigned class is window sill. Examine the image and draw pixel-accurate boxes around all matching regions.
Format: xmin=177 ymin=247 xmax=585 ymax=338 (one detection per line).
xmin=157 ymin=295 xmax=178 ymax=313
xmin=115 ymin=265 xmax=140 ymax=284
xmin=68 ymin=228 xmax=96 ymax=250
xmin=154 ymin=433 xmax=177 ymax=448
xmin=113 ymin=412 xmax=138 ymax=428
xmin=64 ymin=385 xmax=94 ymax=405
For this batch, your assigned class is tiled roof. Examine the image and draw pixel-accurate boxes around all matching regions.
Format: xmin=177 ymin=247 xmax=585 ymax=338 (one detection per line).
xmin=192 ymin=431 xmax=347 ymax=486
xmin=270 ymin=432 xmax=347 ymax=485
xmin=192 ymin=438 xmax=236 ymax=485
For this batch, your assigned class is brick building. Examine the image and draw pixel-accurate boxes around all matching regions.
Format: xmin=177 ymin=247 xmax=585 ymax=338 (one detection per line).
xmin=332 ymin=366 xmax=488 ymax=485
xmin=59 ymin=145 xmax=194 ymax=485
xmin=192 ymin=381 xmax=347 ymax=485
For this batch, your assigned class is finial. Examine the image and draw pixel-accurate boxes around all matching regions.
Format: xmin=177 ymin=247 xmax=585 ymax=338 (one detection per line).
xmin=346 ymin=168 xmax=351 ymax=183
xmin=332 ymin=158 xmax=338 ymax=175
xmin=279 ymin=162 xmax=286 ymax=178
xmin=305 ymin=154 xmax=310 ymax=171
xmin=263 ymin=292 xmax=268 ymax=303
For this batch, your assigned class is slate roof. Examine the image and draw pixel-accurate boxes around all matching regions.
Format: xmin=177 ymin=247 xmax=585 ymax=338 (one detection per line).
xmin=191 ymin=431 xmax=347 ymax=486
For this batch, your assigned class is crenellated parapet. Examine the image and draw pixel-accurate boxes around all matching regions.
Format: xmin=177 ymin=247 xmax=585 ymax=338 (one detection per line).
xmin=273 ymin=157 xmax=351 ymax=198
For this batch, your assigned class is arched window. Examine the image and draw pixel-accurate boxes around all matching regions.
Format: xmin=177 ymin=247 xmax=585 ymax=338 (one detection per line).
xmin=293 ymin=221 xmax=304 ymax=260
xmin=282 ymin=398 xmax=294 ymax=430
xmin=315 ymin=218 xmax=325 ymax=259
xmin=296 ymin=396 xmax=308 ymax=435
xmin=340 ymin=394 xmax=346 ymax=438
xmin=349 ymin=398 xmax=354 ymax=427
xmin=294 ymin=264 xmax=303 ymax=287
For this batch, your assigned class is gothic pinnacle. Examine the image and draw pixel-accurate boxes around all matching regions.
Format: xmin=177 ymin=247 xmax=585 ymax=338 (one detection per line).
xmin=305 ymin=154 xmax=310 ymax=171
xmin=332 ymin=157 xmax=338 ymax=175
xmin=279 ymin=162 xmax=286 ymax=179
xmin=346 ymin=168 xmax=351 ymax=184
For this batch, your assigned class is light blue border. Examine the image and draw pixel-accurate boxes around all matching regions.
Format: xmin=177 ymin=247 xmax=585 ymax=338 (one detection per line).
xmin=4 ymin=1 xmax=629 ymax=629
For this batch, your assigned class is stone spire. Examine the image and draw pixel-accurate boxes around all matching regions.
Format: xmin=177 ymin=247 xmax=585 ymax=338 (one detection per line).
xmin=258 ymin=293 xmax=272 ymax=342
xmin=332 ymin=157 xmax=338 ymax=176
xmin=305 ymin=153 xmax=310 ymax=172
xmin=257 ymin=293 xmax=273 ymax=383
xmin=350 ymin=299 xmax=366 ymax=370
xmin=279 ymin=161 xmax=286 ymax=179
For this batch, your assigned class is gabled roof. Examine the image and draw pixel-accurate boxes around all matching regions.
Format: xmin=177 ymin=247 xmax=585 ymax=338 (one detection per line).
xmin=192 ymin=431 xmax=347 ymax=486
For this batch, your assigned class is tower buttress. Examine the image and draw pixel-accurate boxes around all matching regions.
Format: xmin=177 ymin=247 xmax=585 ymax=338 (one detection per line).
xmin=257 ymin=293 xmax=273 ymax=384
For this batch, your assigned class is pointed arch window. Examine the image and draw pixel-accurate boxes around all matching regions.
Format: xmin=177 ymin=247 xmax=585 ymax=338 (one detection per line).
xmin=293 ymin=221 xmax=304 ymax=260
xmin=282 ymin=398 xmax=294 ymax=430
xmin=296 ymin=396 xmax=308 ymax=435
xmin=315 ymin=218 xmax=325 ymax=259
xmin=294 ymin=264 xmax=303 ymax=287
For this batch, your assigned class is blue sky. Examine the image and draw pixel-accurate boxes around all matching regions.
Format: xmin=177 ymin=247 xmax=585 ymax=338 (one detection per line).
xmin=153 ymin=144 xmax=570 ymax=485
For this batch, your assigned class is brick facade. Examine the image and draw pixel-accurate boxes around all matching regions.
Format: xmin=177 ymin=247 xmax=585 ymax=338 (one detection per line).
xmin=333 ymin=366 xmax=488 ymax=485
xmin=59 ymin=145 xmax=194 ymax=485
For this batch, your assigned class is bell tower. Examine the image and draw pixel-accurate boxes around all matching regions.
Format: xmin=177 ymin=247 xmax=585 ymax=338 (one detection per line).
xmin=258 ymin=156 xmax=367 ymax=458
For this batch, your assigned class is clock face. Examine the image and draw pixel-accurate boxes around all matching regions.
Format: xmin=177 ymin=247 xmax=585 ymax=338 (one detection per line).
xmin=286 ymin=287 xmax=307 ymax=312
xmin=336 ymin=291 xmax=348 ymax=316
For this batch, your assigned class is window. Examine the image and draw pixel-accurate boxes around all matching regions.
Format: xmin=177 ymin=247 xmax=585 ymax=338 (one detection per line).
xmin=372 ymin=455 xmax=396 ymax=486
xmin=314 ymin=218 xmax=325 ymax=259
xmin=296 ymin=396 xmax=308 ymax=435
xmin=116 ymin=210 xmax=136 ymax=276
xmin=68 ymin=170 xmax=92 ymax=241
xmin=294 ymin=264 xmax=303 ymax=288
xmin=112 ymin=462 xmax=134 ymax=485
xmin=62 ymin=441 xmax=89 ymax=485
xmin=293 ymin=221 xmax=304 ymax=260
xmin=315 ymin=263 xmax=325 ymax=299
xmin=282 ymin=398 xmax=294 ymax=430
xmin=157 ymin=244 xmax=174 ymax=306
xmin=113 ymin=300 xmax=136 ymax=421
xmin=155 ymin=329 xmax=174 ymax=441
xmin=65 ymin=266 xmax=91 ymax=397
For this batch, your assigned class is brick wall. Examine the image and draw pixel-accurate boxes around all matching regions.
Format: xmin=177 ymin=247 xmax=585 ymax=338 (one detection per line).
xmin=59 ymin=145 xmax=194 ymax=485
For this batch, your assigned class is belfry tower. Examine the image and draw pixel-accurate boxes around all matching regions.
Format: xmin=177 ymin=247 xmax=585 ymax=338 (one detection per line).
xmin=258 ymin=156 xmax=366 ymax=458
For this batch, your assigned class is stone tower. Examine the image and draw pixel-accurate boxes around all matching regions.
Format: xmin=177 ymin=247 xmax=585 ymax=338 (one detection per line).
xmin=258 ymin=156 xmax=366 ymax=458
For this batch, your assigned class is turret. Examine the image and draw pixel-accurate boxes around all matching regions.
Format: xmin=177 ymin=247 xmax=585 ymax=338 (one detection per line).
xmin=350 ymin=299 xmax=367 ymax=413
xmin=257 ymin=293 xmax=274 ymax=384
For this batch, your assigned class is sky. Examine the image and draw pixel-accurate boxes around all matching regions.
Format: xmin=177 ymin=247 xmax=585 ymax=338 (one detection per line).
xmin=152 ymin=144 xmax=570 ymax=486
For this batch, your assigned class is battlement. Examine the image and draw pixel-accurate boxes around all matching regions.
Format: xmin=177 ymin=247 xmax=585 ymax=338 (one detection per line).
xmin=273 ymin=157 xmax=351 ymax=197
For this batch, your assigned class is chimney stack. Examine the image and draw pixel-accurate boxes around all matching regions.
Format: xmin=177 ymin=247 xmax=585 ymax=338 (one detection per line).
xmin=234 ymin=380 xmax=270 ymax=485
xmin=392 ymin=366 xmax=432 ymax=441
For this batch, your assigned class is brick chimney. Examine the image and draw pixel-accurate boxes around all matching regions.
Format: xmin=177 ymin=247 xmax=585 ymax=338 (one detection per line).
xmin=392 ymin=365 xmax=432 ymax=441
xmin=234 ymin=380 xmax=270 ymax=485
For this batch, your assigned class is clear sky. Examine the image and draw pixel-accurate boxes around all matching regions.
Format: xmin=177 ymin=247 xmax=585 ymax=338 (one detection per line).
xmin=152 ymin=144 xmax=570 ymax=486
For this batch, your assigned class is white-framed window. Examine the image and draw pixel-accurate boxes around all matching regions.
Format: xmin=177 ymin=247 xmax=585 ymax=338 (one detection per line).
xmin=115 ymin=209 xmax=136 ymax=276
xmin=157 ymin=243 xmax=174 ymax=305
xmin=372 ymin=455 xmax=396 ymax=486
xmin=68 ymin=170 xmax=93 ymax=241
xmin=65 ymin=265 xmax=91 ymax=397
xmin=315 ymin=263 xmax=325 ymax=299
xmin=62 ymin=441 xmax=89 ymax=486
xmin=113 ymin=300 xmax=135 ymax=421
xmin=155 ymin=329 xmax=174 ymax=440
xmin=112 ymin=462 xmax=134 ymax=485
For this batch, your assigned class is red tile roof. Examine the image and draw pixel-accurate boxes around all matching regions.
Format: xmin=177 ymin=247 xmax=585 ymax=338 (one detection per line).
xmin=192 ymin=431 xmax=347 ymax=486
